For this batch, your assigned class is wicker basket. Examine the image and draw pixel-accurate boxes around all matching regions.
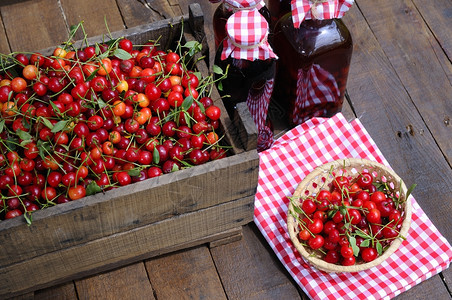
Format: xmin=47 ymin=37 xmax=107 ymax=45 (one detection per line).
xmin=287 ymin=158 xmax=412 ymax=273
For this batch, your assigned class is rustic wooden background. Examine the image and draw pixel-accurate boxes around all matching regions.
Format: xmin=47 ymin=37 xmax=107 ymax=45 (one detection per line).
xmin=1 ymin=0 xmax=452 ymax=299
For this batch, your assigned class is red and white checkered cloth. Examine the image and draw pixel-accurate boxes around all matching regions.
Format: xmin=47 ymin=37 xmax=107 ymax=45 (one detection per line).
xmin=291 ymin=64 xmax=340 ymax=125
xmin=222 ymin=0 xmax=265 ymax=10
xmin=291 ymin=0 xmax=355 ymax=28
xmin=247 ymin=78 xmax=274 ymax=151
xmin=221 ymin=9 xmax=277 ymax=61
xmin=254 ymin=113 xmax=452 ymax=299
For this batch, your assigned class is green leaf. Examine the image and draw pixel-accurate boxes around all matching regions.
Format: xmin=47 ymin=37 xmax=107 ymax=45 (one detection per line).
xmin=349 ymin=236 xmax=360 ymax=257
xmin=97 ymin=98 xmax=107 ymax=109
xmin=197 ymin=101 xmax=205 ymax=114
xmin=69 ymin=25 xmax=78 ymax=37
xmin=113 ymin=48 xmax=133 ymax=60
xmin=16 ymin=129 xmax=32 ymax=141
xmin=183 ymin=40 xmax=199 ymax=49
xmin=184 ymin=111 xmax=191 ymax=128
xmin=360 ymin=239 xmax=370 ymax=248
xmin=85 ymin=68 xmax=99 ymax=82
xmin=193 ymin=71 xmax=202 ymax=81
xmin=0 ymin=119 xmax=5 ymax=133
xmin=95 ymin=43 xmax=102 ymax=56
xmin=355 ymin=230 xmax=370 ymax=239
xmin=406 ymin=183 xmax=417 ymax=200
xmin=171 ymin=163 xmax=180 ymax=172
xmin=217 ymin=81 xmax=223 ymax=91
xmin=86 ymin=181 xmax=102 ymax=196
xmin=41 ymin=117 xmax=54 ymax=129
xmin=212 ymin=65 xmax=223 ymax=75
xmin=291 ymin=203 xmax=304 ymax=215
xmin=51 ymin=120 xmax=69 ymax=133
xmin=182 ymin=95 xmax=194 ymax=111
xmin=153 ymin=147 xmax=160 ymax=164
xmin=37 ymin=140 xmax=51 ymax=160
xmin=49 ymin=101 xmax=61 ymax=115
xmin=127 ymin=168 xmax=141 ymax=177
xmin=376 ymin=241 xmax=383 ymax=255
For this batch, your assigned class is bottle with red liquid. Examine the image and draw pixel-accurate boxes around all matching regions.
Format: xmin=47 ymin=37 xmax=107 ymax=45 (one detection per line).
xmin=266 ymin=0 xmax=291 ymax=29
xmin=214 ymin=9 xmax=278 ymax=151
xmin=272 ymin=0 xmax=354 ymax=126
xmin=211 ymin=0 xmax=271 ymax=49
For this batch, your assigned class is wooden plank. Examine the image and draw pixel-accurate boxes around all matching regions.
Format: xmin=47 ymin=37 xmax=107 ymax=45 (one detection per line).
xmin=0 ymin=14 xmax=10 ymax=54
xmin=60 ymin=0 xmax=125 ymax=40
xmin=233 ymin=102 xmax=258 ymax=151
xmin=175 ymin=0 xmax=219 ymax=66
xmin=394 ymin=274 xmax=451 ymax=300
xmin=209 ymin=227 xmax=242 ymax=248
xmin=145 ymin=246 xmax=227 ymax=299
xmin=356 ymin=0 xmax=452 ymax=166
xmin=344 ymin=3 xmax=452 ymax=240
xmin=0 ymin=195 xmax=254 ymax=298
xmin=0 ymin=150 xmax=258 ymax=267
xmin=75 ymin=262 xmax=155 ymax=300
xmin=5 ymin=293 xmax=33 ymax=300
xmin=116 ymin=0 xmax=172 ymax=28
xmin=210 ymin=225 xmax=304 ymax=300
xmin=411 ymin=0 xmax=452 ymax=67
xmin=34 ymin=283 xmax=77 ymax=300
xmin=343 ymin=3 xmax=452 ymax=297
xmin=0 ymin=0 xmax=67 ymax=52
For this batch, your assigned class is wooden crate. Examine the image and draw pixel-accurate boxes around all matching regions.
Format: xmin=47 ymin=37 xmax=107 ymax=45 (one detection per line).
xmin=0 ymin=4 xmax=259 ymax=298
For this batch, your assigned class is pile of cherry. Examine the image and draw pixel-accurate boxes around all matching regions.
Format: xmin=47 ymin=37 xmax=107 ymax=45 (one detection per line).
xmin=292 ymin=172 xmax=408 ymax=266
xmin=0 ymin=37 xmax=227 ymax=221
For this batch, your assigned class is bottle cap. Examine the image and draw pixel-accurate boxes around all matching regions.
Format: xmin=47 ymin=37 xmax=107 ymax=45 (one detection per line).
xmin=291 ymin=0 xmax=354 ymax=28
xmin=221 ymin=9 xmax=277 ymax=61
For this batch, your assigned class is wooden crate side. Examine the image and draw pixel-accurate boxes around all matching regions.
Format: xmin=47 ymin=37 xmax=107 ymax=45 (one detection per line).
xmin=0 ymin=150 xmax=258 ymax=266
xmin=0 ymin=195 xmax=254 ymax=298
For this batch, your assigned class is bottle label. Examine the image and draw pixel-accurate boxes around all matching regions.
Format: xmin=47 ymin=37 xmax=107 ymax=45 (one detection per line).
xmin=291 ymin=64 xmax=339 ymax=125
xmin=246 ymin=78 xmax=274 ymax=151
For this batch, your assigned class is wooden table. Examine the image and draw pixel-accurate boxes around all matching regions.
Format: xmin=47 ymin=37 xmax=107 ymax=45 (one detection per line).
xmin=2 ymin=0 xmax=452 ymax=299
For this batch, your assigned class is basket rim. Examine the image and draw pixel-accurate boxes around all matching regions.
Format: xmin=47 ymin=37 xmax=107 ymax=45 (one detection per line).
xmin=287 ymin=158 xmax=412 ymax=273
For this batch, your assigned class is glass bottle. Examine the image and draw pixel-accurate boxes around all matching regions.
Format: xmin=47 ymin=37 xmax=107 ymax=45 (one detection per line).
xmin=266 ymin=0 xmax=291 ymax=29
xmin=272 ymin=2 xmax=353 ymax=126
xmin=212 ymin=0 xmax=271 ymax=49
xmin=214 ymin=9 xmax=277 ymax=151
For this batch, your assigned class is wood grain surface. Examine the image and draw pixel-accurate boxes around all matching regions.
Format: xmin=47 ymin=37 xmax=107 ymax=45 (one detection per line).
xmin=0 ymin=0 xmax=451 ymax=299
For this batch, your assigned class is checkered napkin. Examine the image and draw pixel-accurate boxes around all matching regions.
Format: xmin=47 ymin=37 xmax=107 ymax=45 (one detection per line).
xmin=221 ymin=9 xmax=277 ymax=61
xmin=291 ymin=0 xmax=355 ymax=28
xmin=254 ymin=113 xmax=452 ymax=300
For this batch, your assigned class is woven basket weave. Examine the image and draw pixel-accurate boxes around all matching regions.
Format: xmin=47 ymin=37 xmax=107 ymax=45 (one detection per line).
xmin=287 ymin=158 xmax=412 ymax=273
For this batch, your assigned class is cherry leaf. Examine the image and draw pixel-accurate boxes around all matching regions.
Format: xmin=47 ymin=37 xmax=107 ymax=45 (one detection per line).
xmin=40 ymin=117 xmax=54 ymax=129
xmin=113 ymin=48 xmax=133 ymax=60
xmin=16 ymin=129 xmax=32 ymax=144
xmin=153 ymin=147 xmax=160 ymax=165
xmin=349 ymin=236 xmax=360 ymax=257
xmin=376 ymin=241 xmax=383 ymax=255
xmin=127 ymin=168 xmax=141 ymax=177
xmin=51 ymin=120 xmax=69 ymax=133
xmin=182 ymin=95 xmax=194 ymax=111
xmin=86 ymin=181 xmax=101 ymax=196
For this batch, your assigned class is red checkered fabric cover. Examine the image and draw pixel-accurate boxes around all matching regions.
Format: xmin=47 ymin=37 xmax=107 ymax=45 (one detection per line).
xmin=254 ymin=113 xmax=452 ymax=299
xmin=221 ymin=9 xmax=277 ymax=61
xmin=246 ymin=78 xmax=274 ymax=151
xmin=291 ymin=64 xmax=340 ymax=125
xmin=291 ymin=0 xmax=355 ymax=28
xmin=223 ymin=0 xmax=265 ymax=10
